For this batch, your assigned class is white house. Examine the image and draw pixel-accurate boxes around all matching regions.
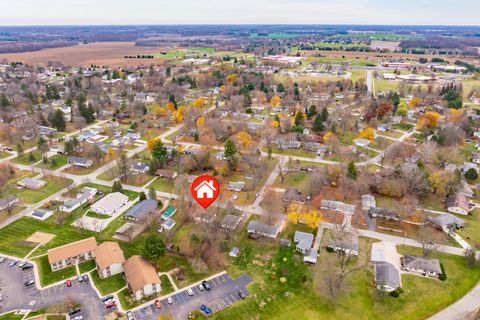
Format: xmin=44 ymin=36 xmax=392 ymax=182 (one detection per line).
xmin=194 ymin=180 xmax=216 ymax=199
xmin=446 ymin=193 xmax=470 ymax=215
xmin=91 ymin=192 xmax=129 ymax=215
xmin=60 ymin=187 xmax=97 ymax=213
xmin=353 ymin=139 xmax=370 ymax=148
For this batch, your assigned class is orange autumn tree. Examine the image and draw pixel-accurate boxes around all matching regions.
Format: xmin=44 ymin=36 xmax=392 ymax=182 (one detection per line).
xmin=226 ymin=74 xmax=237 ymax=84
xmin=409 ymin=96 xmax=420 ymax=108
xmin=447 ymin=108 xmax=463 ymax=124
xmin=323 ymin=131 xmax=334 ymax=142
xmin=416 ymin=111 xmax=440 ymax=129
xmin=359 ymin=127 xmax=375 ymax=140
xmin=196 ymin=116 xmax=205 ymax=128
xmin=193 ymin=97 xmax=205 ymax=109
xmin=270 ymin=95 xmax=281 ymax=107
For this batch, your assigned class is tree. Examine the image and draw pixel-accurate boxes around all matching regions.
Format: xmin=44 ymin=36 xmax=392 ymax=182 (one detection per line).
xmin=193 ymin=97 xmax=205 ymax=108
xmin=312 ymin=113 xmax=324 ymax=133
xmin=236 ymin=131 xmax=252 ymax=148
xmin=270 ymin=95 xmax=281 ymax=107
xmin=112 ymin=180 xmax=123 ymax=193
xmin=37 ymin=136 xmax=49 ymax=154
xmin=142 ymin=234 xmax=166 ymax=266
xmin=139 ymin=192 xmax=146 ymax=201
xmin=51 ymin=109 xmax=66 ymax=131
xmin=347 ymin=161 xmax=357 ymax=180
xmin=151 ymin=140 xmax=168 ymax=166
xmin=117 ymin=153 xmax=129 ymax=182
xmin=359 ymin=127 xmax=375 ymax=140
xmin=307 ymin=105 xmax=317 ymax=119
xmin=224 ymin=139 xmax=237 ymax=162
xmin=416 ymin=112 xmax=440 ymax=129
xmin=148 ymin=186 xmax=157 ymax=200
xmin=417 ymin=225 xmax=442 ymax=257
xmin=16 ymin=143 xmax=24 ymax=158
xmin=320 ymin=107 xmax=329 ymax=122
xmin=465 ymin=168 xmax=478 ymax=181
xmin=294 ymin=111 xmax=304 ymax=127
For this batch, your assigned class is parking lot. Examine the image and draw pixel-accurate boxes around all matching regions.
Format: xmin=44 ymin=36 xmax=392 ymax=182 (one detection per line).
xmin=0 ymin=256 xmax=107 ymax=319
xmin=134 ymin=273 xmax=252 ymax=320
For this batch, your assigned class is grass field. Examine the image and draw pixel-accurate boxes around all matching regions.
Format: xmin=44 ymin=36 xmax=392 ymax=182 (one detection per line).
xmin=35 ymin=154 xmax=68 ymax=170
xmin=456 ymin=209 xmax=480 ymax=248
xmin=150 ymin=177 xmax=175 ymax=193
xmin=12 ymin=150 xmax=43 ymax=165
xmin=374 ymin=79 xmax=400 ymax=93
xmin=263 ymin=146 xmax=316 ymax=159
xmin=9 ymin=175 xmax=72 ymax=204
xmin=97 ymin=167 xmax=154 ymax=187
xmin=0 ymin=312 xmax=24 ymax=320
xmin=91 ymin=272 xmax=126 ymax=295
xmin=349 ymin=69 xmax=367 ymax=83
xmin=34 ymin=255 xmax=76 ymax=286
xmin=0 ymin=151 xmax=11 ymax=159
xmin=379 ymin=130 xmax=404 ymax=139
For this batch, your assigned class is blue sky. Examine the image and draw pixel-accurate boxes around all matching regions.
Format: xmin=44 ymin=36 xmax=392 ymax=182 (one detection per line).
xmin=1 ymin=0 xmax=479 ymax=26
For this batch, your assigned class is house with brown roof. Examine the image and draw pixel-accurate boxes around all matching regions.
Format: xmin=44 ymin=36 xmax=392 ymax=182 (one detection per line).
xmin=94 ymin=241 xmax=125 ymax=278
xmin=446 ymin=193 xmax=471 ymax=215
xmin=47 ymin=237 xmax=97 ymax=271
xmin=123 ymin=255 xmax=161 ymax=300
xmin=154 ymin=169 xmax=178 ymax=180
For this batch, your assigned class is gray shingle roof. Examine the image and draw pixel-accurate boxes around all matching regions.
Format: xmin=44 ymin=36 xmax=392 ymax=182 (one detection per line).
xmin=294 ymin=231 xmax=314 ymax=252
xmin=429 ymin=214 xmax=465 ymax=228
xmin=402 ymin=254 xmax=442 ymax=274
xmin=123 ymin=199 xmax=158 ymax=220
xmin=374 ymin=261 xmax=401 ymax=289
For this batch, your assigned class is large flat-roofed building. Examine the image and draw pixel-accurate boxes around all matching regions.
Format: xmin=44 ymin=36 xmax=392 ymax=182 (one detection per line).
xmin=17 ymin=178 xmax=46 ymax=190
xmin=47 ymin=237 xmax=97 ymax=271
xmin=91 ymin=192 xmax=129 ymax=215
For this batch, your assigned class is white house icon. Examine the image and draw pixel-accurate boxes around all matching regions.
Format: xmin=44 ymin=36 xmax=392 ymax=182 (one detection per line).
xmin=194 ymin=180 xmax=216 ymax=199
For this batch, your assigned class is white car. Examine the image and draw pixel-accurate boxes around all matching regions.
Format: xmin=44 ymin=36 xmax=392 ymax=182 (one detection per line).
xmin=167 ymin=297 xmax=174 ymax=304
xmin=18 ymin=261 xmax=27 ymax=268
xmin=0 ymin=257 xmax=6 ymax=263
xmin=187 ymin=288 xmax=194 ymax=296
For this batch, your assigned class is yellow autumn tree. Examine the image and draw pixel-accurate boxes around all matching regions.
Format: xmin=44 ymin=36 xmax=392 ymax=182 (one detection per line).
xmin=269 ymin=119 xmax=279 ymax=128
xmin=106 ymin=147 xmax=116 ymax=159
xmin=226 ymin=74 xmax=237 ymax=84
xmin=193 ymin=97 xmax=205 ymax=109
xmin=409 ymin=96 xmax=420 ymax=108
xmin=416 ymin=111 xmax=440 ymax=129
xmin=323 ymin=131 xmax=334 ymax=142
xmin=154 ymin=106 xmax=166 ymax=116
xmin=359 ymin=127 xmax=375 ymax=140
xmin=447 ymin=108 xmax=463 ymax=123
xmin=270 ymin=95 xmax=281 ymax=107
xmin=166 ymin=101 xmax=176 ymax=112
xmin=287 ymin=203 xmax=322 ymax=228
xmin=196 ymin=116 xmax=205 ymax=128
xmin=236 ymin=131 xmax=252 ymax=148
xmin=147 ymin=138 xmax=159 ymax=150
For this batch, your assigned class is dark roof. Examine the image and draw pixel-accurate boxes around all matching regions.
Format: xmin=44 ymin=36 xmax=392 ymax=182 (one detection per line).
xmin=429 ymin=214 xmax=465 ymax=228
xmin=247 ymin=220 xmax=279 ymax=238
xmin=446 ymin=193 xmax=469 ymax=212
xmin=123 ymin=199 xmax=158 ymax=220
xmin=402 ymin=254 xmax=442 ymax=274
xmin=283 ymin=188 xmax=306 ymax=203
xmin=369 ymin=207 xmax=399 ymax=220
xmin=374 ymin=261 xmax=401 ymax=289
xmin=68 ymin=156 xmax=91 ymax=164
xmin=221 ymin=214 xmax=241 ymax=229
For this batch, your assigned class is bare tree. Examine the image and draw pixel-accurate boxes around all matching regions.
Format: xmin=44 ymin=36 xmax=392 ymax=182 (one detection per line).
xmin=417 ymin=225 xmax=442 ymax=257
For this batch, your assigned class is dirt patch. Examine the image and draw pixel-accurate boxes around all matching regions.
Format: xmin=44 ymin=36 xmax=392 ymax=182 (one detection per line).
xmin=0 ymin=42 xmax=169 ymax=67
xmin=25 ymin=231 xmax=56 ymax=244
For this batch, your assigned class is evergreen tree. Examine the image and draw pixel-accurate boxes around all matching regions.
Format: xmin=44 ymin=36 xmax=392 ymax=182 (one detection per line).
xmin=151 ymin=140 xmax=168 ymax=166
xmin=139 ymin=192 xmax=147 ymax=201
xmin=224 ymin=139 xmax=238 ymax=162
xmin=149 ymin=186 xmax=157 ymax=200
xmin=16 ymin=144 xmax=24 ymax=157
xmin=465 ymin=168 xmax=478 ymax=181
xmin=51 ymin=109 xmax=66 ymax=131
xmin=307 ymin=105 xmax=317 ymax=119
xmin=294 ymin=112 xmax=304 ymax=127
xmin=320 ymin=107 xmax=329 ymax=122
xmin=312 ymin=114 xmax=324 ymax=133
xmin=149 ymin=157 xmax=161 ymax=175
xmin=277 ymin=83 xmax=285 ymax=93
xmin=142 ymin=234 xmax=166 ymax=267
xmin=37 ymin=136 xmax=48 ymax=154
xmin=347 ymin=161 xmax=357 ymax=180
xmin=112 ymin=180 xmax=123 ymax=193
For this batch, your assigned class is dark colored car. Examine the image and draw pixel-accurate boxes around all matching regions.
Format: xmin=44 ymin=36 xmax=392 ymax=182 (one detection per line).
xmin=82 ymin=275 xmax=89 ymax=282
xmin=22 ymin=264 xmax=34 ymax=270
xmin=68 ymin=308 xmax=81 ymax=316
xmin=238 ymin=290 xmax=246 ymax=299
xmin=101 ymin=295 xmax=114 ymax=303
xmin=202 ymin=280 xmax=211 ymax=291
xmin=24 ymin=280 xmax=35 ymax=287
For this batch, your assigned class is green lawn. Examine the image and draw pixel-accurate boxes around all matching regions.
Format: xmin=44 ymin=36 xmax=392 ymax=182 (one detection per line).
xmin=393 ymin=123 xmax=414 ymax=131
xmin=36 ymin=154 xmax=68 ymax=170
xmin=420 ymin=194 xmax=445 ymax=212
xmin=11 ymin=176 xmax=72 ymax=204
xmin=118 ymin=288 xmax=160 ymax=310
xmin=0 ymin=151 xmax=11 ymax=159
xmin=263 ymin=146 xmax=316 ymax=159
xmin=12 ymin=150 xmax=43 ymax=165
xmin=0 ymin=312 xmax=24 ymax=320
xmin=274 ymin=171 xmax=309 ymax=188
xmin=97 ymin=167 xmax=154 ymax=187
xmin=160 ymin=274 xmax=175 ymax=295
xmin=356 ymin=146 xmax=379 ymax=158
xmin=456 ymin=208 xmax=480 ymax=248
xmin=34 ymin=255 xmax=76 ymax=286
xmin=91 ymin=272 xmax=126 ymax=295
xmin=150 ymin=177 xmax=175 ymax=193
xmin=374 ymin=79 xmax=400 ymax=93
xmin=85 ymin=211 xmax=111 ymax=219
xmin=378 ymin=130 xmax=404 ymax=139
xmin=349 ymin=69 xmax=366 ymax=83
xmin=78 ymin=260 xmax=96 ymax=273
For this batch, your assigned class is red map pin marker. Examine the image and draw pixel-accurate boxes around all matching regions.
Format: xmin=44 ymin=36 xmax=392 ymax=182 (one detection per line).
xmin=191 ymin=175 xmax=220 ymax=209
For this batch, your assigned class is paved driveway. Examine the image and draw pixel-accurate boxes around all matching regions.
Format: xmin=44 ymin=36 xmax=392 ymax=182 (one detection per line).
xmin=133 ymin=273 xmax=252 ymax=320
xmin=0 ymin=257 xmax=107 ymax=319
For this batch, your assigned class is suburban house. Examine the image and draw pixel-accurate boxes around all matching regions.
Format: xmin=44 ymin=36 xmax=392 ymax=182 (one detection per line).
xmin=123 ymin=199 xmax=158 ymax=222
xmin=68 ymin=156 xmax=93 ymax=168
xmin=131 ymin=162 xmax=149 ymax=174
xmin=320 ymin=200 xmax=356 ymax=215
xmin=293 ymin=231 xmax=314 ymax=254
xmin=247 ymin=220 xmax=281 ymax=239
xmin=17 ymin=178 xmax=46 ymax=190
xmin=401 ymin=254 xmax=442 ymax=278
xmin=123 ymin=255 xmax=161 ymax=301
xmin=327 ymin=234 xmax=359 ymax=256
xmin=353 ymin=138 xmax=370 ymax=148
xmin=227 ymin=181 xmax=246 ymax=192
xmin=221 ymin=214 xmax=242 ymax=230
xmin=369 ymin=207 xmax=400 ymax=221
xmin=283 ymin=188 xmax=307 ymax=204
xmin=373 ymin=261 xmax=401 ymax=292
xmin=276 ymin=138 xmax=301 ymax=149
xmin=161 ymin=218 xmax=176 ymax=231
xmin=471 ymin=153 xmax=480 ymax=165
xmin=94 ymin=241 xmax=125 ymax=278
xmin=154 ymin=169 xmax=178 ymax=180
xmin=0 ymin=195 xmax=19 ymax=211
xmin=429 ymin=213 xmax=466 ymax=230
xmin=47 ymin=237 xmax=97 ymax=271
xmin=31 ymin=208 xmax=54 ymax=221
xmin=229 ymin=247 xmax=240 ymax=258
xmin=194 ymin=180 xmax=217 ymax=199
xmin=91 ymin=192 xmax=129 ymax=215
xmin=446 ymin=193 xmax=471 ymax=215
xmin=59 ymin=187 xmax=97 ymax=213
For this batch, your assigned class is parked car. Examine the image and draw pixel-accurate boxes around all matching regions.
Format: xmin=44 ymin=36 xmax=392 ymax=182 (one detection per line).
xmin=167 ymin=297 xmax=174 ymax=304
xmin=197 ymin=283 xmax=204 ymax=291
xmin=0 ymin=257 xmax=6 ymax=263
xmin=68 ymin=308 xmax=81 ymax=316
xmin=8 ymin=261 xmax=17 ymax=268
xmin=24 ymin=280 xmax=35 ymax=287
xmin=187 ymin=288 xmax=194 ymax=296
xmin=82 ymin=275 xmax=89 ymax=282
xmin=200 ymin=305 xmax=212 ymax=315
xmin=18 ymin=261 xmax=27 ymax=268
xmin=65 ymin=279 xmax=72 ymax=287
xmin=77 ymin=274 xmax=83 ymax=282
xmin=238 ymin=290 xmax=246 ymax=299
xmin=154 ymin=299 xmax=162 ymax=309
xmin=0 ymin=293 xmax=3 ymax=301
xmin=101 ymin=295 xmax=114 ymax=303
xmin=105 ymin=301 xmax=116 ymax=309
xmin=126 ymin=311 xmax=135 ymax=320
xmin=72 ymin=316 xmax=84 ymax=320
xmin=202 ymin=280 xmax=211 ymax=291
xmin=22 ymin=264 xmax=33 ymax=271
